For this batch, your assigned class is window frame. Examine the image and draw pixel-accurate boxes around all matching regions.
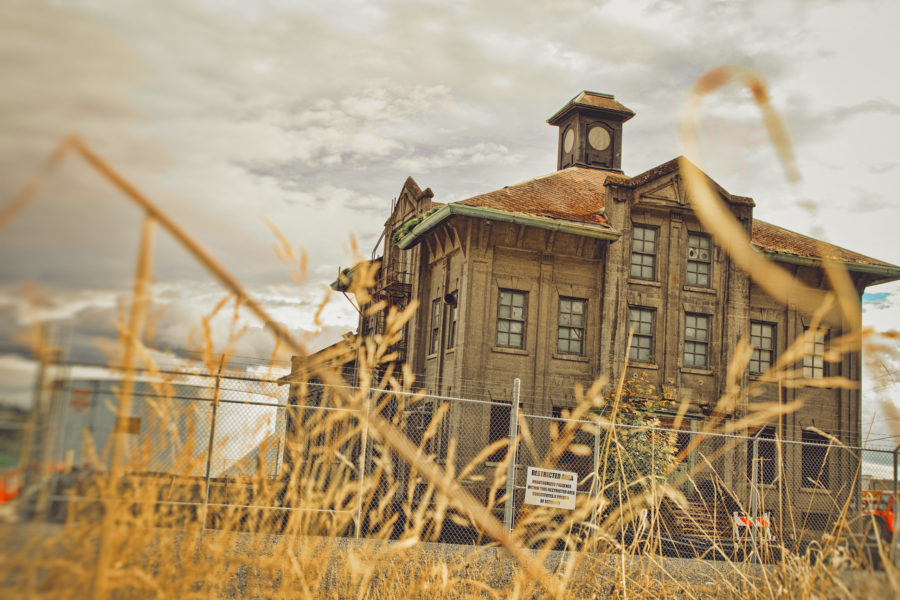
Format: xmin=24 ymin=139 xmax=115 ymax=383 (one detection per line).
xmin=556 ymin=297 xmax=587 ymax=355
xmin=630 ymin=225 xmax=658 ymax=281
xmin=445 ymin=297 xmax=458 ymax=351
xmin=551 ymin=406 xmax=581 ymax=464
xmin=429 ymin=298 xmax=441 ymax=356
xmin=488 ymin=401 xmax=522 ymax=463
xmin=496 ymin=289 xmax=527 ymax=349
xmin=801 ymin=430 xmax=831 ymax=489
xmin=747 ymin=426 xmax=777 ymax=486
xmin=749 ymin=321 xmax=776 ymax=375
xmin=686 ymin=232 xmax=712 ymax=288
xmin=802 ymin=327 xmax=827 ymax=379
xmin=628 ymin=307 xmax=656 ymax=364
xmin=683 ymin=313 xmax=711 ymax=369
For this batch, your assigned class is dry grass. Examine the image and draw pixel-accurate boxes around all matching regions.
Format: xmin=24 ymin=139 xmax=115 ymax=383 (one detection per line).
xmin=1 ymin=67 xmax=899 ymax=598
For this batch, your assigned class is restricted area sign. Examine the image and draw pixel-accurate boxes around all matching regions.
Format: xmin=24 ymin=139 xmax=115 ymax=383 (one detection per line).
xmin=523 ymin=466 xmax=577 ymax=510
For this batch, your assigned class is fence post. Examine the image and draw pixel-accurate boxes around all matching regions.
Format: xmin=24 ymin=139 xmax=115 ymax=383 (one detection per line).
xmin=201 ymin=356 xmax=224 ymax=528
xmin=750 ymin=434 xmax=760 ymax=563
xmin=355 ymin=386 xmax=372 ymax=539
xmin=591 ymin=422 xmax=602 ymax=549
xmin=503 ymin=378 xmax=521 ymax=533
xmin=893 ymin=445 xmax=899 ymax=566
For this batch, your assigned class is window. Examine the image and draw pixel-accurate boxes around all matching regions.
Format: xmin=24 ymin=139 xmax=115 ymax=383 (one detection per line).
xmin=802 ymin=328 xmax=826 ymax=379
xmin=747 ymin=426 xmax=777 ymax=485
xmin=496 ymin=289 xmax=527 ymax=348
xmin=557 ymin=297 xmax=586 ymax=354
xmin=488 ymin=402 xmax=520 ymax=462
xmin=429 ymin=298 xmax=441 ymax=355
xmin=659 ymin=418 xmax=694 ymax=462
xmin=628 ymin=307 xmax=655 ymax=363
xmin=686 ymin=233 xmax=712 ymax=287
xmin=749 ymin=321 xmax=776 ymax=375
xmin=630 ymin=226 xmax=657 ymax=280
xmin=801 ymin=430 xmax=830 ymax=488
xmin=684 ymin=313 xmax=710 ymax=368
xmin=552 ymin=406 xmax=580 ymax=464
xmin=445 ymin=298 xmax=458 ymax=351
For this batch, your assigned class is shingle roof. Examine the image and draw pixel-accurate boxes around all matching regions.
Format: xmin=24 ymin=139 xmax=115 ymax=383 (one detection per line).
xmin=751 ymin=220 xmax=899 ymax=270
xmin=547 ymin=91 xmax=635 ymax=125
xmin=569 ymin=91 xmax=635 ymax=115
xmin=457 ymin=167 xmax=613 ymax=226
xmin=446 ymin=162 xmax=898 ymax=275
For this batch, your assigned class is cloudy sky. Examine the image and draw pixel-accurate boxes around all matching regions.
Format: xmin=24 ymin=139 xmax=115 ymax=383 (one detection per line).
xmin=1 ymin=0 xmax=899 ymax=444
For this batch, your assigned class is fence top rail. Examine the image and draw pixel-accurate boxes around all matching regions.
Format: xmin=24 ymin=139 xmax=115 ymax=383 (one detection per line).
xmin=518 ymin=411 xmax=892 ymax=453
xmin=53 ymin=362 xmax=288 ymax=386
xmin=303 ymin=382 xmax=513 ymax=408
xmin=51 ymin=370 xmax=897 ymax=452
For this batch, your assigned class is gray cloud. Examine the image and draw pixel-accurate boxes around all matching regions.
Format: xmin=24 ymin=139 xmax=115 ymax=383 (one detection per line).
xmin=1 ymin=0 xmax=899 ymax=379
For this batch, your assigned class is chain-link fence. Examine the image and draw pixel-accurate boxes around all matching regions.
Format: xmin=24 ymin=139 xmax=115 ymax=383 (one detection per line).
xmin=16 ymin=366 xmax=900 ymax=566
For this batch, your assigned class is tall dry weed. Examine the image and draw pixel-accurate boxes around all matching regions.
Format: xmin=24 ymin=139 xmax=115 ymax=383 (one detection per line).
xmin=0 ymin=68 xmax=898 ymax=599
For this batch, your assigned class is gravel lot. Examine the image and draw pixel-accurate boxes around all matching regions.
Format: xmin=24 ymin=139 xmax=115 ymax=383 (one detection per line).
xmin=0 ymin=521 xmax=894 ymax=598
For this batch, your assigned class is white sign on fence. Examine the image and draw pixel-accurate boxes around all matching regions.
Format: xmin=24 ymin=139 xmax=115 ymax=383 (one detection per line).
xmin=523 ymin=466 xmax=578 ymax=510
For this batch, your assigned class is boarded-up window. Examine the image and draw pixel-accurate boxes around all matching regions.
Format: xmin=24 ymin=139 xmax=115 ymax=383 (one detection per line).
xmin=802 ymin=430 xmax=830 ymax=488
xmin=747 ymin=426 xmax=777 ymax=485
xmin=488 ymin=403 xmax=511 ymax=462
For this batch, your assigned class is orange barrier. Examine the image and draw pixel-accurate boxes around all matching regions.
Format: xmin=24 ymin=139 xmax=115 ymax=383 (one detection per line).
xmin=0 ymin=469 xmax=24 ymax=503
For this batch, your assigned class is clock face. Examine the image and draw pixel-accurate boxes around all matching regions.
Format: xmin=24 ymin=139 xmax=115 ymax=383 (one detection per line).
xmin=588 ymin=126 xmax=610 ymax=151
xmin=563 ymin=129 xmax=574 ymax=153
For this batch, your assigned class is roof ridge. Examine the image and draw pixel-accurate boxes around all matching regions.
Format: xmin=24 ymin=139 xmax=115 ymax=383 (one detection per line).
xmin=462 ymin=167 xmax=585 ymax=197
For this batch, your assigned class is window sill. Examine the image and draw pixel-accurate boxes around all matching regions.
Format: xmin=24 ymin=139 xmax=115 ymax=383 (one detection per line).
xmin=799 ymin=376 xmax=832 ymax=388
xmin=628 ymin=278 xmax=661 ymax=288
xmin=444 ymin=348 xmax=455 ymax=356
xmin=553 ymin=353 xmax=589 ymax=363
xmin=426 ymin=353 xmax=438 ymax=361
xmin=681 ymin=367 xmax=713 ymax=376
xmin=492 ymin=346 xmax=529 ymax=356
xmin=683 ymin=285 xmax=716 ymax=295
xmin=628 ymin=362 xmax=658 ymax=370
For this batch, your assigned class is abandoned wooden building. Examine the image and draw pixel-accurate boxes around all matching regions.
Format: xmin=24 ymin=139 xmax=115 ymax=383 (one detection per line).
xmin=289 ymin=91 xmax=900 ymax=534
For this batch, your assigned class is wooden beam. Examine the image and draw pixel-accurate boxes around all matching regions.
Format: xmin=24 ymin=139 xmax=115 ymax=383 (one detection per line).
xmin=515 ymin=224 xmax=526 ymax=248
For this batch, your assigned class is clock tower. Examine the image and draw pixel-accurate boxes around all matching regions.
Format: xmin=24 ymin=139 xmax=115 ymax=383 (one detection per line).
xmin=547 ymin=91 xmax=634 ymax=172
